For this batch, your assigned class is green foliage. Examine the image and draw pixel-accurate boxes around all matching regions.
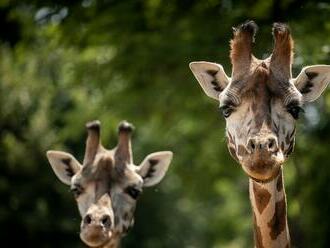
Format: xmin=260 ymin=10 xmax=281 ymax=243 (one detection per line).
xmin=0 ymin=0 xmax=330 ymax=247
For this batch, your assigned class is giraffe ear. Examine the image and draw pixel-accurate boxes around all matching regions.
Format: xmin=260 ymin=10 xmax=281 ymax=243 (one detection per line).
xmin=46 ymin=150 xmax=82 ymax=185
xmin=189 ymin=61 xmax=230 ymax=100
xmin=292 ymin=65 xmax=330 ymax=102
xmin=137 ymin=151 xmax=173 ymax=187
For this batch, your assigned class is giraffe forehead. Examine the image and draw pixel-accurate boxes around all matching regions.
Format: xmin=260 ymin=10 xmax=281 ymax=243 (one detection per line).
xmin=81 ymin=150 xmax=139 ymax=182
xmin=249 ymin=63 xmax=270 ymax=87
xmin=229 ymin=60 xmax=295 ymax=105
xmin=242 ymin=70 xmax=274 ymax=107
xmin=79 ymin=181 xmax=108 ymax=201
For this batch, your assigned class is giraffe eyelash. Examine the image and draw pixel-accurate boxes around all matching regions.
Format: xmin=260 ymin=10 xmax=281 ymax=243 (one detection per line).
xmin=70 ymin=184 xmax=84 ymax=198
xmin=219 ymin=96 xmax=239 ymax=118
xmin=286 ymin=104 xmax=304 ymax=120
xmin=219 ymin=104 xmax=236 ymax=118
xmin=125 ymin=186 xmax=142 ymax=200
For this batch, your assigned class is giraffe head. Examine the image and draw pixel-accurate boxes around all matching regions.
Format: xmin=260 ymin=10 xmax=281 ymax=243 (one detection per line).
xmin=46 ymin=121 xmax=173 ymax=247
xmin=190 ymin=21 xmax=330 ymax=182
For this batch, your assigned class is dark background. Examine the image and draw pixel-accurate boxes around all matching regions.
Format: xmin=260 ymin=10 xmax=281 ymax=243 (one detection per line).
xmin=1 ymin=0 xmax=330 ymax=247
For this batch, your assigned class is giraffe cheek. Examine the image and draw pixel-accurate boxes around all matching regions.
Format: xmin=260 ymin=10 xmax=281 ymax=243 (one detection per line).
xmin=228 ymin=146 xmax=239 ymax=162
xmin=122 ymin=225 xmax=129 ymax=235
xmin=121 ymin=218 xmax=134 ymax=235
xmin=285 ymin=139 xmax=295 ymax=157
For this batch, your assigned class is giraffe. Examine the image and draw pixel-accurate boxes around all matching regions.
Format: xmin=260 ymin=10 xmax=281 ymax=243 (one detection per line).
xmin=46 ymin=120 xmax=173 ymax=248
xmin=189 ymin=21 xmax=330 ymax=247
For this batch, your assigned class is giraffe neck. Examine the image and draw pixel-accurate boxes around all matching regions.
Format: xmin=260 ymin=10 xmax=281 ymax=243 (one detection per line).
xmin=249 ymin=168 xmax=290 ymax=248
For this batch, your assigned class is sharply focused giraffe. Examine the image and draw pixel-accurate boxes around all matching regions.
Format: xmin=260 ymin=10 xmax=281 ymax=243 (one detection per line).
xmin=190 ymin=21 xmax=330 ymax=247
xmin=46 ymin=120 xmax=173 ymax=248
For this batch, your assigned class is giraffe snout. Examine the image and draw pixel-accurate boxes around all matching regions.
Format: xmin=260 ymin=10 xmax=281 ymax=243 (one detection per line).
xmin=247 ymin=135 xmax=278 ymax=154
xmin=80 ymin=212 xmax=114 ymax=247
xmin=82 ymin=213 xmax=113 ymax=229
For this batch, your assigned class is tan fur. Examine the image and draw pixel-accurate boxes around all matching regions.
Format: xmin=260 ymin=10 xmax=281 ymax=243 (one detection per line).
xmin=230 ymin=21 xmax=257 ymax=79
xmin=270 ymin=23 xmax=294 ymax=82
xmin=191 ymin=21 xmax=330 ymax=248
xmin=222 ymin=24 xmax=297 ymax=172
xmin=226 ymin=23 xmax=296 ymax=247
xmin=250 ymin=169 xmax=290 ymax=248
xmin=253 ymin=182 xmax=271 ymax=214
xmin=192 ymin=22 xmax=298 ymax=248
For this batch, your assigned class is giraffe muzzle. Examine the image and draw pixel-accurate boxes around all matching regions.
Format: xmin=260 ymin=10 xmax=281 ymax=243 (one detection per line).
xmin=80 ymin=211 xmax=114 ymax=247
xmin=240 ymin=135 xmax=284 ymax=181
xmin=80 ymin=222 xmax=113 ymax=247
xmin=247 ymin=135 xmax=278 ymax=154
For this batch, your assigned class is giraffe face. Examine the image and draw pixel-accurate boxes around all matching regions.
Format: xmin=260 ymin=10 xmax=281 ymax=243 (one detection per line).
xmin=190 ymin=21 xmax=330 ymax=181
xmin=71 ymin=152 xmax=143 ymax=247
xmin=46 ymin=121 xmax=173 ymax=247
xmin=220 ymin=64 xmax=300 ymax=181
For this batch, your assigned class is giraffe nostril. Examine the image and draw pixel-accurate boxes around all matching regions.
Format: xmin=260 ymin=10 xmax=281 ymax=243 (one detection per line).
xmin=267 ymin=137 xmax=277 ymax=151
xmin=84 ymin=214 xmax=92 ymax=225
xmin=101 ymin=215 xmax=112 ymax=228
xmin=248 ymin=137 xmax=278 ymax=153
xmin=248 ymin=138 xmax=256 ymax=152
xmin=268 ymin=140 xmax=274 ymax=149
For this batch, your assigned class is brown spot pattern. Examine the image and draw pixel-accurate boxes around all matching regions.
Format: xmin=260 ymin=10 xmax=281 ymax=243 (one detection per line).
xmin=253 ymin=182 xmax=271 ymax=214
xmin=285 ymin=133 xmax=290 ymax=145
xmin=227 ymin=131 xmax=235 ymax=144
xmin=251 ymin=101 xmax=258 ymax=113
xmin=228 ymin=145 xmax=238 ymax=161
xmin=253 ymin=213 xmax=265 ymax=248
xmin=276 ymin=174 xmax=283 ymax=192
xmin=237 ymin=144 xmax=248 ymax=157
xmin=114 ymin=215 xmax=120 ymax=226
xmin=285 ymin=139 xmax=294 ymax=156
xmin=123 ymin=212 xmax=130 ymax=221
xmin=268 ymin=198 xmax=287 ymax=240
xmin=122 ymin=224 xmax=129 ymax=233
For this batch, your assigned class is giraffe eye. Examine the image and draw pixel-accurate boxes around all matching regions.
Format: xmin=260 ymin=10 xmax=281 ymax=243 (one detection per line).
xmin=70 ymin=185 xmax=83 ymax=198
xmin=219 ymin=105 xmax=234 ymax=118
xmin=125 ymin=187 xmax=142 ymax=200
xmin=287 ymin=105 xmax=304 ymax=120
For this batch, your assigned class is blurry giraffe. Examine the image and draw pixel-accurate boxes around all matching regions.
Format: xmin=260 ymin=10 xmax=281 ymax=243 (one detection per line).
xmin=46 ymin=120 xmax=173 ymax=247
